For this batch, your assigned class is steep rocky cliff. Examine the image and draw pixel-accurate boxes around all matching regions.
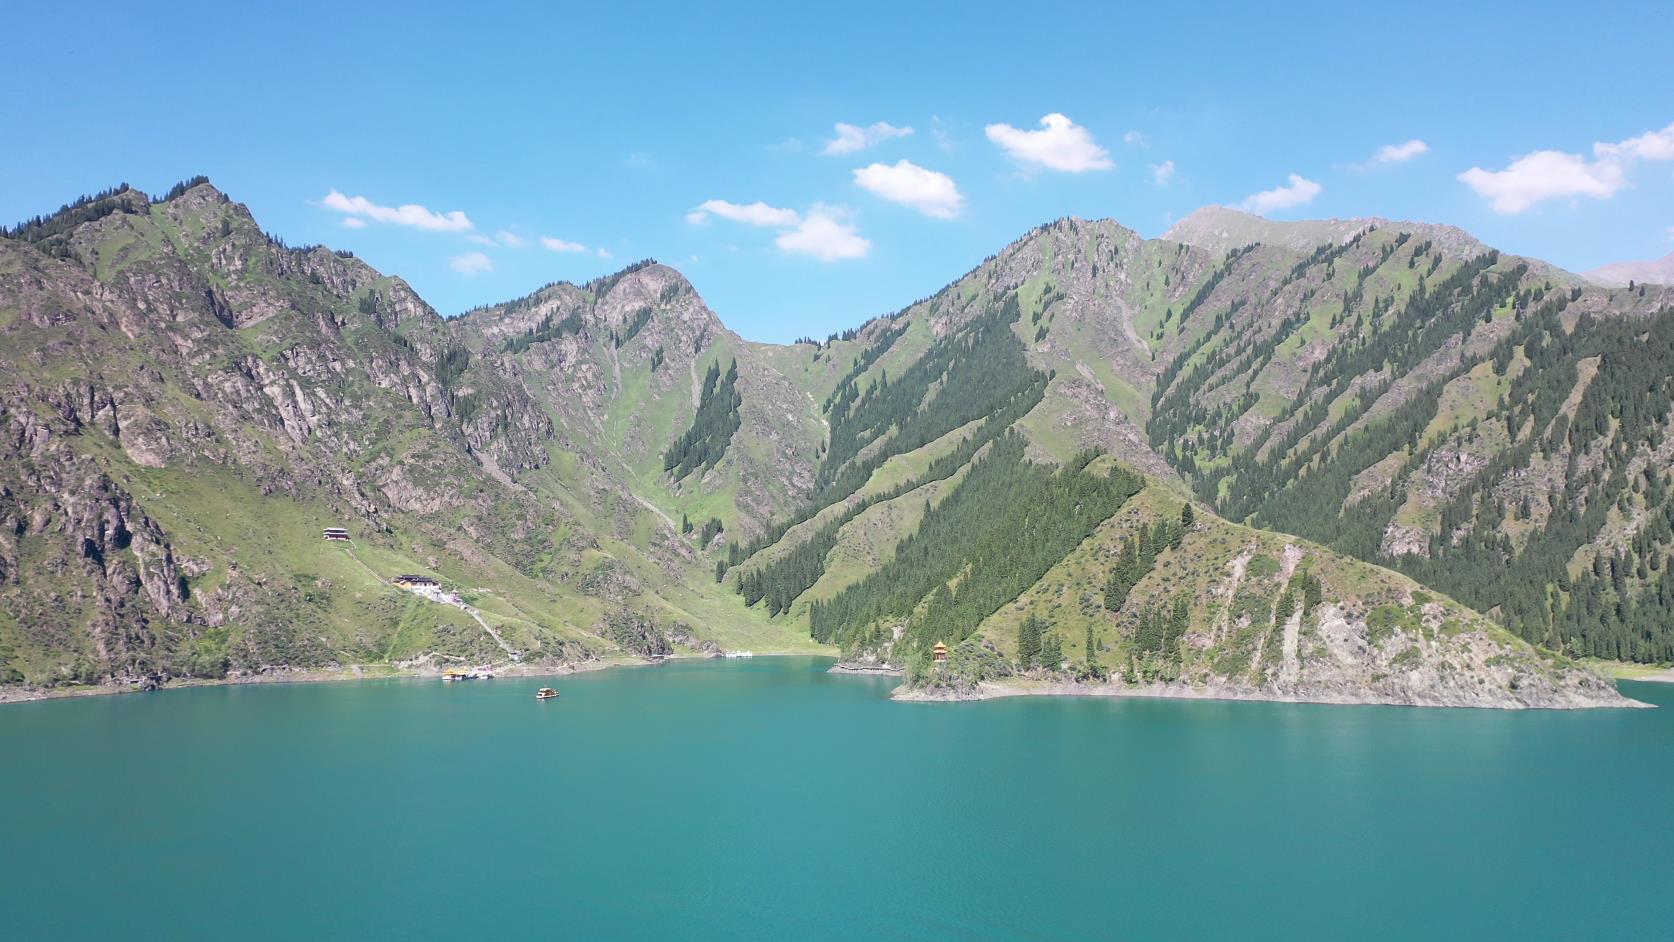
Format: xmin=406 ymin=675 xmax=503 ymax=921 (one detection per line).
xmin=0 ymin=181 xmax=816 ymax=689
xmin=898 ymin=484 xmax=1625 ymax=708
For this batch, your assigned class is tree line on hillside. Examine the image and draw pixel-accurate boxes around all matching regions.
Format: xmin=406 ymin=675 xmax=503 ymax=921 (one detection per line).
xmin=1146 ymin=227 xmax=1674 ymax=661
xmin=664 ymin=360 xmax=742 ymax=479
xmin=503 ymin=311 xmax=584 ymax=353
xmin=729 ymin=400 xmax=1035 ymax=611
xmin=1391 ymin=304 xmax=1674 ymax=660
xmin=1103 ymin=511 xmax=1187 ymax=612
xmin=722 ymin=290 xmax=1047 ymax=579
xmin=804 ymin=433 xmax=1143 ymax=654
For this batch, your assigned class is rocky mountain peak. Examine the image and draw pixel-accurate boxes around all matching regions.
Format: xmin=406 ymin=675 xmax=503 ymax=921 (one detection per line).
xmin=1586 ymin=249 xmax=1674 ymax=287
xmin=1165 ymin=205 xmax=1377 ymax=254
xmin=459 ymin=258 xmax=718 ymax=350
xmin=1164 ymin=204 xmax=1488 ymax=261
xmin=159 ymin=178 xmax=231 ymax=209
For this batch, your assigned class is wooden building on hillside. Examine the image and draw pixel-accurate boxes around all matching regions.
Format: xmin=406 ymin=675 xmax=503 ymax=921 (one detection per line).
xmin=932 ymin=642 xmax=949 ymax=663
xmin=392 ymin=574 xmax=440 ymax=589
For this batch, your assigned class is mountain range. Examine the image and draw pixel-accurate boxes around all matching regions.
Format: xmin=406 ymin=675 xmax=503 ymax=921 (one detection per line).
xmin=1586 ymin=249 xmax=1674 ymax=288
xmin=3 ymin=178 xmax=1669 ymax=708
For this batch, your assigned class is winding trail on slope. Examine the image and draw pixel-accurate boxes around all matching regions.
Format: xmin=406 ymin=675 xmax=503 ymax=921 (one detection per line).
xmin=340 ymin=545 xmax=521 ymax=660
xmin=463 ymin=608 xmax=519 ymax=660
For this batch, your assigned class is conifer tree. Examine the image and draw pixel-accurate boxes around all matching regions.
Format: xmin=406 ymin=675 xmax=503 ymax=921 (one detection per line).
xmin=1017 ymin=613 xmax=1042 ymax=669
xmin=1040 ymin=632 xmax=1063 ymax=670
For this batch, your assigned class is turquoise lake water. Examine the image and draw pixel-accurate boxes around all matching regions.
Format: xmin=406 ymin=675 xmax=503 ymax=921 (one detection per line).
xmin=2 ymin=657 xmax=1672 ymax=940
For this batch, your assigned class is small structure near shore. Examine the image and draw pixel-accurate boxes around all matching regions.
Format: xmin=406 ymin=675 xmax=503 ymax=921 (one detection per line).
xmin=932 ymin=642 xmax=949 ymax=663
xmin=322 ymin=527 xmax=351 ymax=542
xmin=442 ymin=667 xmax=493 ymax=681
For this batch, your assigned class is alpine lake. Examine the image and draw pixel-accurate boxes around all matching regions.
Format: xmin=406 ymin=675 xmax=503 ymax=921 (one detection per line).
xmin=3 ymin=656 xmax=1671 ymax=940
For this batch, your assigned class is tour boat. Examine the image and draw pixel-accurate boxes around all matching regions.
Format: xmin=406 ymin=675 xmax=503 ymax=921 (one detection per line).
xmin=535 ymin=687 xmax=560 ymax=700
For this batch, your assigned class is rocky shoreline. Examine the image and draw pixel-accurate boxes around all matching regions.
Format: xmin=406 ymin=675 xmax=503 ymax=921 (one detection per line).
xmin=826 ymin=661 xmax=904 ymax=676
xmin=0 ymin=651 xmax=760 ymax=706
xmin=891 ymin=676 xmax=1650 ymax=710
xmin=6 ymin=652 xmax=1649 ymax=711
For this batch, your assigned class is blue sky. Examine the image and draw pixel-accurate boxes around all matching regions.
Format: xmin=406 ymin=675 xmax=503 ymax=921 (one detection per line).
xmin=4 ymin=1 xmax=1672 ymax=342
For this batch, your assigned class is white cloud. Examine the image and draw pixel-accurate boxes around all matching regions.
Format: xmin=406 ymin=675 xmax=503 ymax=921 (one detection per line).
xmin=852 ymin=160 xmax=965 ymax=218
xmin=342 ymin=217 xmax=367 ymax=229
xmin=1238 ymin=174 xmax=1323 ymax=214
xmin=1123 ymin=130 xmax=1149 ymax=147
xmin=685 ymin=199 xmax=802 ymax=228
xmin=1594 ymin=123 xmax=1674 ymax=162
xmin=1459 ymin=122 xmax=1674 ymax=214
xmin=597 ymin=248 xmax=613 ymax=259
xmin=775 ymin=206 xmax=870 ymax=262
xmin=1149 ymin=160 xmax=1176 ymax=187
xmin=321 ymin=189 xmax=472 ymax=232
xmin=467 ymin=233 xmax=495 ymax=246
xmin=823 ymin=121 xmax=914 ymax=155
xmin=1368 ymin=139 xmax=1429 ymax=166
xmin=1458 ymin=151 xmax=1627 ymax=214
xmin=540 ymin=236 xmax=590 ymax=254
xmin=449 ymin=251 xmax=493 ymax=276
xmin=692 ymin=200 xmax=869 ymax=262
xmin=985 ymin=113 xmax=1113 ymax=173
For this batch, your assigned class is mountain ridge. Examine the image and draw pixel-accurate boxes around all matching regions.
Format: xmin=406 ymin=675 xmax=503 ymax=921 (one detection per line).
xmin=1586 ymin=249 xmax=1674 ymax=287
xmin=0 ymin=177 xmax=1660 ymax=708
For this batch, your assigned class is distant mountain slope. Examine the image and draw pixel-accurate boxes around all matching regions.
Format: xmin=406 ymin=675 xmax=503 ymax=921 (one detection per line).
xmin=705 ymin=220 xmax=1637 ymax=705
xmin=1164 ymin=205 xmax=1486 ymax=258
xmin=792 ymin=205 xmax=1671 ymax=663
xmin=914 ymin=482 xmax=1621 ymax=708
xmin=0 ymin=181 xmax=814 ymax=689
xmin=1586 ymin=250 xmax=1674 ymax=287
xmin=0 ymin=178 xmax=1659 ymax=708
xmin=1129 ymin=222 xmax=1674 ymax=660
xmin=455 ymin=262 xmax=825 ymax=540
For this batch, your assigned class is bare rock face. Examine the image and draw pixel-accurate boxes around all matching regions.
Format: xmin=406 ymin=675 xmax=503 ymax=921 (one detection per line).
xmin=0 ymin=413 xmax=191 ymax=681
xmin=1380 ymin=522 xmax=1430 ymax=558
xmin=0 ymin=182 xmax=590 ymax=686
xmin=1266 ymin=603 xmax=1624 ymax=708
xmin=459 ymin=261 xmax=824 ymax=540
xmin=0 ymin=181 xmax=829 ymax=690
xmin=902 ymin=504 xmax=1631 ymax=709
